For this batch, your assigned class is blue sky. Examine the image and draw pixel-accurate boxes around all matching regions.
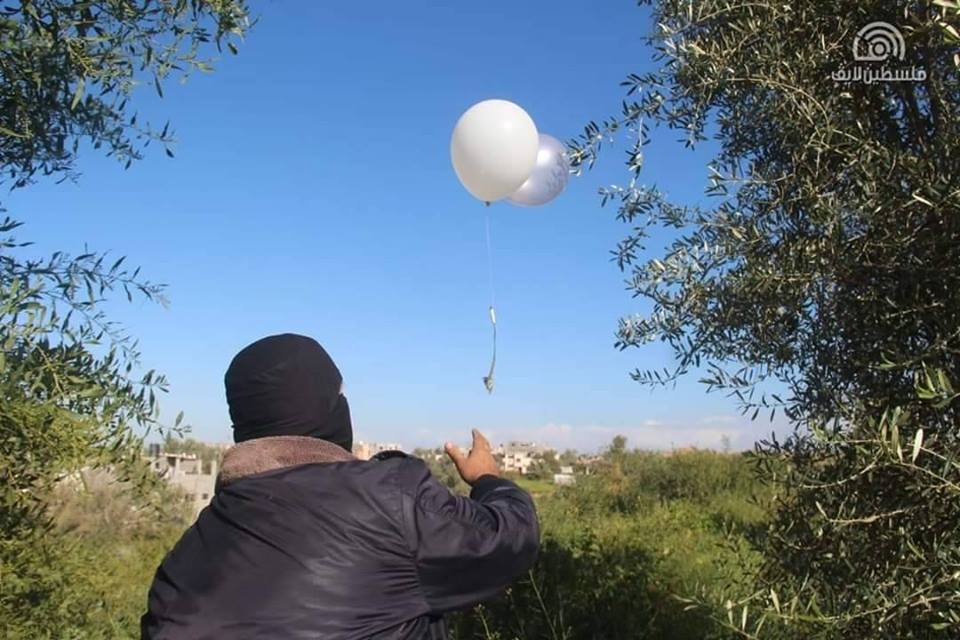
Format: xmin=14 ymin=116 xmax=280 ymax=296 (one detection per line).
xmin=13 ymin=2 xmax=780 ymax=452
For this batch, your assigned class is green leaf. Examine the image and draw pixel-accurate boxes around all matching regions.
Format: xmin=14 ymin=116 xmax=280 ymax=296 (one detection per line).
xmin=911 ymin=429 xmax=923 ymax=463
xmin=71 ymin=78 xmax=85 ymax=110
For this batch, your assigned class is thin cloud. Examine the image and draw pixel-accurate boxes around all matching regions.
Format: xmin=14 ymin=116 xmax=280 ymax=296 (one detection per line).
xmin=700 ymin=415 xmax=739 ymax=425
xmin=499 ymin=421 xmax=745 ymax=453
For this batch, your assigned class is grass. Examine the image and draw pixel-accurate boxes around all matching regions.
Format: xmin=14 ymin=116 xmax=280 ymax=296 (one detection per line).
xmin=512 ymin=476 xmax=556 ymax=496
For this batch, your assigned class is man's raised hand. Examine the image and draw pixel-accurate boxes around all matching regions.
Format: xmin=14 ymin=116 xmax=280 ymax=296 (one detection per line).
xmin=444 ymin=429 xmax=500 ymax=486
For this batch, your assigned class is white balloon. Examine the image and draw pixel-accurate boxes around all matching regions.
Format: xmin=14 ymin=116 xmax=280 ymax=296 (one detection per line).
xmin=507 ymin=134 xmax=569 ymax=207
xmin=451 ymin=100 xmax=539 ymax=203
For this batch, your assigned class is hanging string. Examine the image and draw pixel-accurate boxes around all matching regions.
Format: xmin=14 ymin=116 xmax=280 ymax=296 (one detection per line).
xmin=484 ymin=205 xmax=497 ymax=307
xmin=482 ymin=204 xmax=497 ymax=394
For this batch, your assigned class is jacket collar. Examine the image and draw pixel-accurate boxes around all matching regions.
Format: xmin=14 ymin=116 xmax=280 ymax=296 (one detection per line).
xmin=218 ymin=435 xmax=356 ymax=488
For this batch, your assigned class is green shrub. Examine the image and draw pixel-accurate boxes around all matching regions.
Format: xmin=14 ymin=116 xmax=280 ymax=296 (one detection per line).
xmin=452 ymin=444 xmax=766 ymax=640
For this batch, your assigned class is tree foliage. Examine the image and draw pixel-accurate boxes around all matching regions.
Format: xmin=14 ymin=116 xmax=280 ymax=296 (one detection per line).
xmin=1 ymin=0 xmax=250 ymax=186
xmin=574 ymin=0 xmax=960 ymax=637
xmin=0 ymin=216 xmax=175 ymax=636
xmin=0 ymin=1 xmax=251 ymax=634
xmin=526 ymin=450 xmax=561 ymax=481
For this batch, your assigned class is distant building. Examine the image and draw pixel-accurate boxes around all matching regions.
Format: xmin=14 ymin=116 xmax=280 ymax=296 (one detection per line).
xmin=148 ymin=450 xmax=216 ymax=516
xmin=575 ymin=455 xmax=603 ymax=474
xmin=553 ymin=473 xmax=576 ymax=486
xmin=353 ymin=441 xmax=403 ymax=460
xmin=496 ymin=441 xmax=548 ymax=475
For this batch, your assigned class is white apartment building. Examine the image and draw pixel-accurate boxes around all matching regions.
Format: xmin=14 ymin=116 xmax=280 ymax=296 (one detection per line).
xmin=147 ymin=448 xmax=217 ymax=517
xmin=495 ymin=441 xmax=548 ymax=475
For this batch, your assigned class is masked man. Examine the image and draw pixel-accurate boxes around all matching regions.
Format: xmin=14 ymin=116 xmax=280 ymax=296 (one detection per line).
xmin=141 ymin=333 xmax=539 ymax=639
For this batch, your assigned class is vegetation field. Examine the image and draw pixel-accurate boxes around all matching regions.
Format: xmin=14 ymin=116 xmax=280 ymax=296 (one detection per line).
xmin=511 ymin=477 xmax=557 ymax=497
xmin=450 ymin=444 xmax=769 ymax=640
xmin=12 ymin=443 xmax=764 ymax=639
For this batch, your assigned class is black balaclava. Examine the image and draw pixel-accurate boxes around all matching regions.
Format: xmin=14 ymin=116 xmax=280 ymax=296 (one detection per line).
xmin=225 ymin=333 xmax=352 ymax=451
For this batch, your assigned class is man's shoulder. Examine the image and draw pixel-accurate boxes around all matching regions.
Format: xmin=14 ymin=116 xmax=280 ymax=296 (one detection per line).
xmin=369 ymin=452 xmax=431 ymax=483
xmin=274 ymin=451 xmax=430 ymax=486
xmin=370 ymin=449 xmax=409 ymax=462
xmin=361 ymin=453 xmax=439 ymax=501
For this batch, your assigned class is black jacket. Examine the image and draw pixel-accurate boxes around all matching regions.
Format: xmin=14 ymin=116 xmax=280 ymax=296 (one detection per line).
xmin=142 ymin=441 xmax=539 ymax=639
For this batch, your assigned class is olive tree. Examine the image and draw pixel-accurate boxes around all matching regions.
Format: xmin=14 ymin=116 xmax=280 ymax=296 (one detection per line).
xmin=0 ymin=1 xmax=250 ymax=634
xmin=574 ymin=0 xmax=960 ymax=637
xmin=2 ymin=0 xmax=249 ymax=185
